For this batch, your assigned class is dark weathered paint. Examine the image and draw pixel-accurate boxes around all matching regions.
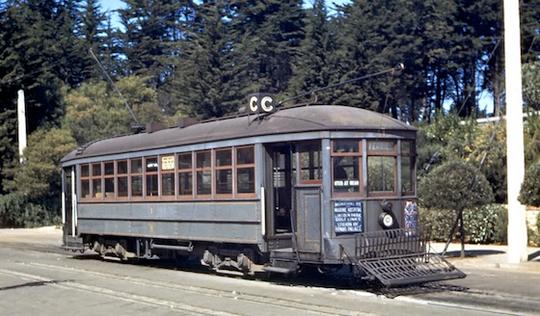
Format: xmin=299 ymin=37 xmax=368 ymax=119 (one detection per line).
xmin=62 ymin=105 xmax=415 ymax=164
xmin=62 ymin=105 xmax=418 ymax=265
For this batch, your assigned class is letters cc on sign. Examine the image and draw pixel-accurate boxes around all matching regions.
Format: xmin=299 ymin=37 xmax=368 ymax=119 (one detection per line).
xmin=248 ymin=94 xmax=275 ymax=113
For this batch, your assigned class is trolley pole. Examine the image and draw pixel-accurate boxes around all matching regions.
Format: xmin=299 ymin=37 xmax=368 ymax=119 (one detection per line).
xmin=503 ymin=0 xmax=528 ymax=263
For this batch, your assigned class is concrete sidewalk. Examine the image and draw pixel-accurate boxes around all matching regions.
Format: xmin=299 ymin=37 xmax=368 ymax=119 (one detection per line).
xmin=430 ymin=242 xmax=540 ymax=273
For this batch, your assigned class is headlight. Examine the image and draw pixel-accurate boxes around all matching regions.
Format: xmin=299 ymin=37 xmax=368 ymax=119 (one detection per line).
xmin=379 ymin=212 xmax=394 ymax=229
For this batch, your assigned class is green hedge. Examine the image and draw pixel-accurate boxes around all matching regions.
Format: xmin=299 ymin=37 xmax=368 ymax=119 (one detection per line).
xmin=420 ymin=204 xmax=507 ymax=244
xmin=0 ymin=193 xmax=52 ymax=228
xmin=519 ymin=164 xmax=540 ymax=207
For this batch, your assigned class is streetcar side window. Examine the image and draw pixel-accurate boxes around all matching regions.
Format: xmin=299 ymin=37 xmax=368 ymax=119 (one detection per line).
xmin=103 ymin=162 xmax=114 ymax=199
xmin=196 ymin=151 xmax=212 ymax=196
xmin=160 ymin=155 xmax=175 ymax=197
xmin=215 ymin=148 xmax=233 ymax=195
xmin=178 ymin=153 xmax=193 ymax=197
xmin=91 ymin=163 xmax=102 ymax=198
xmin=117 ymin=160 xmax=128 ymax=197
xmin=80 ymin=164 xmax=90 ymax=199
xmin=145 ymin=157 xmax=159 ymax=197
xmin=130 ymin=158 xmax=143 ymax=197
xmin=236 ymin=146 xmax=255 ymax=195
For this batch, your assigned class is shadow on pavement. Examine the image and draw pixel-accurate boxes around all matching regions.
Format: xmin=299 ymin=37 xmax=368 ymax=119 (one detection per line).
xmin=528 ymin=250 xmax=540 ymax=261
xmin=0 ymin=280 xmax=70 ymax=292
xmin=444 ymin=249 xmax=505 ymax=257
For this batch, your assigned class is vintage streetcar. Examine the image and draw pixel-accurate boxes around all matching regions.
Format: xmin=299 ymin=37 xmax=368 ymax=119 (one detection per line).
xmin=61 ymin=103 xmax=465 ymax=287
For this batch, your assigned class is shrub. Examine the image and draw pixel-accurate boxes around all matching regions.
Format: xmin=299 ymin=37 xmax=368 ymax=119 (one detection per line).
xmin=419 ymin=208 xmax=455 ymax=242
xmin=420 ymin=204 xmax=507 ymax=244
xmin=464 ymin=204 xmax=507 ymax=244
xmin=419 ymin=160 xmax=494 ymax=212
xmin=0 ymin=193 xmax=51 ymax=228
xmin=519 ymin=164 xmax=540 ymax=207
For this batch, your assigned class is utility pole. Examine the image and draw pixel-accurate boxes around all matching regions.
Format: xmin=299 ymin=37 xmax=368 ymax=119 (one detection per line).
xmin=503 ymin=0 xmax=528 ymax=263
xmin=17 ymin=89 xmax=27 ymax=164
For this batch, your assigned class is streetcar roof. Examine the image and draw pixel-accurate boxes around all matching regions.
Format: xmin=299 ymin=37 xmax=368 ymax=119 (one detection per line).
xmin=61 ymin=105 xmax=415 ymax=163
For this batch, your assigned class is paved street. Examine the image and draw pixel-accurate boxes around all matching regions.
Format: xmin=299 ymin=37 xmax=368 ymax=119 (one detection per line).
xmin=0 ymin=227 xmax=539 ymax=316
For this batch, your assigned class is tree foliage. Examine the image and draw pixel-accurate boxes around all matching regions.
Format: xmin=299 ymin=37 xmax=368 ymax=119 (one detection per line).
xmin=0 ymin=1 xmax=539 ymax=227
xmin=523 ymin=62 xmax=540 ymax=111
xmin=0 ymin=127 xmax=76 ymax=227
xmin=519 ymin=164 xmax=540 ymax=207
xmin=418 ymin=160 xmax=494 ymax=211
xmin=64 ymin=76 xmax=162 ymax=145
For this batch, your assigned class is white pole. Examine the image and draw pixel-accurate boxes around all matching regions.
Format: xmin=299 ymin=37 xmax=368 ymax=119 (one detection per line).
xmin=504 ymin=0 xmax=528 ymax=263
xmin=17 ymin=89 xmax=27 ymax=164
xmin=71 ymin=167 xmax=77 ymax=237
xmin=61 ymin=169 xmax=66 ymax=225
xmin=260 ymin=187 xmax=266 ymax=237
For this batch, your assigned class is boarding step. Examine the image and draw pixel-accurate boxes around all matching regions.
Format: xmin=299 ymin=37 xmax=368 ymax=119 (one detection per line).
xmin=270 ymin=248 xmax=321 ymax=263
xmin=62 ymin=236 xmax=84 ymax=251
xmin=356 ymin=253 xmax=466 ymax=287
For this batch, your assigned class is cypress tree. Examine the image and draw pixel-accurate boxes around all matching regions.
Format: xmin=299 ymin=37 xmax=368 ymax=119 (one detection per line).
xmin=228 ymin=0 xmax=304 ymax=101
xmin=167 ymin=0 xmax=233 ymax=119
xmin=288 ymin=0 xmax=335 ymax=104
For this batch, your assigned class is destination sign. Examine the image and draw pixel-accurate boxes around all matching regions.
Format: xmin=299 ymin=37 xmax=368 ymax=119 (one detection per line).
xmin=334 ymin=200 xmax=363 ymax=234
xmin=161 ymin=156 xmax=175 ymax=170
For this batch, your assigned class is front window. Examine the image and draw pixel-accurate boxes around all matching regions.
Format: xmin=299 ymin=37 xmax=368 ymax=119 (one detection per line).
xmin=367 ymin=140 xmax=397 ymax=194
xmin=332 ymin=140 xmax=361 ymax=194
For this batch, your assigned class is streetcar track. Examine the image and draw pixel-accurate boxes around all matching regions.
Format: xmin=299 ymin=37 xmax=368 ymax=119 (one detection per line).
xmin=21 ymin=261 xmax=371 ymax=316
xmin=3 ymin=244 xmax=539 ymax=315
xmin=0 ymin=268 xmax=237 ymax=316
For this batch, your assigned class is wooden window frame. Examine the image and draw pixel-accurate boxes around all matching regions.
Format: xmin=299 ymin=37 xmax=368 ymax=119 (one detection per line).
xmin=89 ymin=162 xmax=103 ymax=200
xmin=177 ymin=152 xmax=194 ymax=200
xmin=297 ymin=142 xmax=322 ymax=185
xmin=130 ymin=157 xmax=144 ymax=201
xmin=80 ymin=164 xmax=91 ymax=201
xmin=144 ymin=156 xmax=159 ymax=199
xmin=400 ymin=140 xmax=416 ymax=196
xmin=159 ymin=154 xmax=176 ymax=200
xmin=195 ymin=150 xmax=212 ymax=199
xmin=103 ymin=161 xmax=115 ymax=200
xmin=116 ymin=160 xmax=129 ymax=200
xmin=215 ymin=148 xmax=234 ymax=198
xmin=331 ymin=140 xmax=363 ymax=197
xmin=235 ymin=145 xmax=256 ymax=198
xmin=367 ymin=140 xmax=398 ymax=197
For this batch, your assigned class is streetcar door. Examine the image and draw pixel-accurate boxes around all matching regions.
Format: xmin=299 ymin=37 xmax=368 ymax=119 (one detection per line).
xmin=270 ymin=144 xmax=294 ymax=236
xmin=294 ymin=142 xmax=322 ymax=253
xmin=62 ymin=167 xmax=73 ymax=238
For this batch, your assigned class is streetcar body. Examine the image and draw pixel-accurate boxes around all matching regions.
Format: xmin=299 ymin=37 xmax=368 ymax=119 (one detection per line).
xmin=61 ymin=105 xmax=464 ymax=286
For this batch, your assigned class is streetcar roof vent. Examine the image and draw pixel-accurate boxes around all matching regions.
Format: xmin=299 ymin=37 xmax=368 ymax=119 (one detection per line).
xmin=177 ymin=117 xmax=199 ymax=129
xmin=146 ymin=122 xmax=166 ymax=133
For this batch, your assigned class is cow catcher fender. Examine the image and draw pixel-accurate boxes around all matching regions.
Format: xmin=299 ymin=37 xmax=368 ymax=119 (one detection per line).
xmin=343 ymin=228 xmax=465 ymax=287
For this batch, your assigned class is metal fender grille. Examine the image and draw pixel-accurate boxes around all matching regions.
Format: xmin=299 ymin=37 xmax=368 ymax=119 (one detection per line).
xmin=353 ymin=229 xmax=466 ymax=287
xmin=357 ymin=253 xmax=466 ymax=287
